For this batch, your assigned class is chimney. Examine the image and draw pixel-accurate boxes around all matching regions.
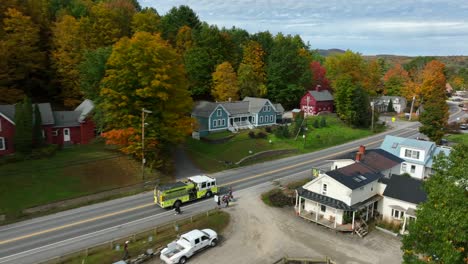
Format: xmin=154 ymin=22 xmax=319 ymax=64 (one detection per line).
xmin=228 ymin=97 xmax=232 ymax=102
xmin=359 ymin=145 xmax=366 ymax=155
xmin=315 ymin=85 xmax=321 ymax=92
xmin=355 ymin=152 xmax=362 ymax=162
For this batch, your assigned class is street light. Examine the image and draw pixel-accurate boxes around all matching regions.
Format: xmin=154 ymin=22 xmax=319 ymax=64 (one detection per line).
xmin=142 ymin=108 xmax=152 ymax=181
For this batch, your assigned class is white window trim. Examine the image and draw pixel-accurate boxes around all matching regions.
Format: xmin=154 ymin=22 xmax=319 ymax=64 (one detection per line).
xmin=217 ymin=109 xmax=222 ymax=117
xmin=52 ymin=130 xmax=59 ymax=136
xmin=213 ymin=120 xmax=218 ymax=128
xmin=391 ymin=209 xmax=404 ymax=220
xmin=322 ymin=183 xmax=327 ymax=195
xmin=410 ymin=165 xmax=416 ymax=173
xmin=0 ymin=137 xmax=5 ymax=150
xmin=401 ymin=163 xmax=407 ymax=172
xmin=260 ymin=116 xmax=264 ymax=123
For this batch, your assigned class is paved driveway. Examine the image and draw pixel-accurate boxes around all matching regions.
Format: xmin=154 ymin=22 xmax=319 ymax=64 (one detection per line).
xmin=153 ymin=177 xmax=403 ymax=264
xmin=173 ymin=145 xmax=203 ymax=179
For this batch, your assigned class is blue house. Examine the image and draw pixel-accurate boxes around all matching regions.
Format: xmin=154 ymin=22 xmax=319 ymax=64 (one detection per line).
xmin=191 ymin=97 xmax=284 ymax=137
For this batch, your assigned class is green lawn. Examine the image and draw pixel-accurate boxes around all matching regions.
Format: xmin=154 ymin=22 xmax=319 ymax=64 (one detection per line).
xmin=186 ymin=115 xmax=374 ymax=173
xmin=0 ymin=142 xmax=163 ymax=219
xmin=447 ymin=133 xmax=468 ymax=145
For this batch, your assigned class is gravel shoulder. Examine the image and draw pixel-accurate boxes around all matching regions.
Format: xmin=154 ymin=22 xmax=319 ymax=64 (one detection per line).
xmin=153 ymin=180 xmax=403 ymax=264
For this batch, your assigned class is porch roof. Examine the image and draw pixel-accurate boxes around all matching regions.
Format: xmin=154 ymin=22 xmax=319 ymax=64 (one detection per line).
xmin=350 ymin=194 xmax=382 ymax=210
xmin=297 ymin=187 xmax=352 ymax=211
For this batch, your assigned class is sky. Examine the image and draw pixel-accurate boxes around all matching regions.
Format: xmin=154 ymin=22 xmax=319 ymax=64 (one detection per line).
xmin=141 ymin=0 xmax=468 ymax=56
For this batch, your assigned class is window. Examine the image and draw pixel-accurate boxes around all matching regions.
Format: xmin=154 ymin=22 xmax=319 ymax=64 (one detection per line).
xmin=52 ymin=130 xmax=59 ymax=136
xmin=213 ymin=120 xmax=218 ymax=127
xmin=217 ymin=109 xmax=222 ymax=116
xmin=391 ymin=209 xmax=404 ymax=220
xmin=0 ymin=137 xmax=5 ymax=150
xmin=320 ymin=205 xmax=326 ymax=212
xmin=201 ymin=182 xmax=206 ymax=188
xmin=392 ymin=142 xmax=398 ymax=149
xmin=201 ymin=236 xmax=209 ymax=241
xmin=401 ymin=163 xmax=407 ymax=172
xmin=322 ymin=184 xmax=327 ymax=195
xmin=404 ymin=149 xmax=420 ymax=159
xmin=410 ymin=165 xmax=416 ymax=173
xmin=221 ymin=119 xmax=225 ymax=126
xmin=195 ymin=238 xmax=200 ymax=244
xmin=260 ymin=116 xmax=264 ymax=123
xmin=270 ymin=115 xmax=274 ymax=122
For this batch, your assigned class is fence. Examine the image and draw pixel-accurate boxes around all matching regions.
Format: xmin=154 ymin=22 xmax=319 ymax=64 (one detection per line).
xmin=39 ymin=209 xmax=219 ymax=264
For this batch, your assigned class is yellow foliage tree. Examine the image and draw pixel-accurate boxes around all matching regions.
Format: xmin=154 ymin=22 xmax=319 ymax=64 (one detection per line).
xmin=175 ymin=25 xmax=193 ymax=54
xmin=241 ymin=40 xmax=266 ymax=84
xmin=211 ymin=61 xmax=239 ymax=101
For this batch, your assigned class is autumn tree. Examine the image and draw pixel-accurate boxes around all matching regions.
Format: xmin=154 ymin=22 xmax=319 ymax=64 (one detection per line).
xmin=238 ymin=63 xmax=266 ymax=98
xmin=266 ymin=33 xmax=311 ymax=109
xmin=131 ymin=7 xmax=159 ymax=34
xmin=383 ymin=64 xmax=409 ymax=96
xmin=325 ymin=50 xmax=367 ymax=91
xmin=241 ymin=40 xmax=266 ymax=84
xmin=418 ymin=60 xmax=449 ymax=144
xmin=175 ymin=25 xmax=193 ymax=54
xmin=402 ymin=144 xmax=468 ymax=264
xmin=0 ymin=8 xmax=45 ymax=100
xmin=99 ymin=32 xmax=193 ymax=169
xmin=309 ymin=61 xmax=330 ymax=90
xmin=211 ymin=62 xmax=239 ymax=101
xmin=363 ymin=59 xmax=384 ymax=96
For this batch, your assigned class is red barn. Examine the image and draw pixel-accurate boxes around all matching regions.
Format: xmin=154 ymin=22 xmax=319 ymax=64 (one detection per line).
xmin=0 ymin=99 xmax=95 ymax=156
xmin=300 ymin=85 xmax=334 ymax=117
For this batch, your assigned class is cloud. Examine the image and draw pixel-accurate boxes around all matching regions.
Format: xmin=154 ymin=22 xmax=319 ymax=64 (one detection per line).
xmin=143 ymin=0 xmax=468 ymax=55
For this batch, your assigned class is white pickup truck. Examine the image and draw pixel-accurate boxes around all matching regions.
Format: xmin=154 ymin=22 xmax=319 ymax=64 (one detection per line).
xmin=160 ymin=229 xmax=218 ymax=264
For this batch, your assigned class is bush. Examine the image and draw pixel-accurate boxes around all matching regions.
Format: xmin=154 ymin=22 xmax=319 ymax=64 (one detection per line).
xmin=313 ymin=119 xmax=320 ymax=128
xmin=376 ymin=219 xmax=402 ymax=233
xmin=261 ymin=188 xmax=294 ymax=207
xmin=30 ymin=144 xmax=59 ymax=159
xmin=265 ymin=126 xmax=272 ymax=133
xmin=256 ymin=131 xmax=267 ymax=139
xmin=320 ymin=117 xmax=327 ymax=127
xmin=248 ymin=131 xmax=256 ymax=138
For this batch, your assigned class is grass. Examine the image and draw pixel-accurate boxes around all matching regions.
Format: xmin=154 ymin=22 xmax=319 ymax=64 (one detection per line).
xmin=187 ymin=115 xmax=374 ymax=173
xmin=446 ymin=133 xmax=468 ymax=145
xmin=0 ymin=142 xmax=168 ymax=220
xmin=58 ymin=210 xmax=230 ymax=264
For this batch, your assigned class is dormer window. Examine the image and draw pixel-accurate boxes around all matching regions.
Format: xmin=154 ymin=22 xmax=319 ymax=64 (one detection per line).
xmin=322 ymin=183 xmax=327 ymax=195
xmin=405 ymin=149 xmax=420 ymax=159
xmin=216 ymin=109 xmax=222 ymax=116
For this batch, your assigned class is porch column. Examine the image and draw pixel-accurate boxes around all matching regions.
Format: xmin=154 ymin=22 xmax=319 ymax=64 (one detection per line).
xmin=295 ymin=191 xmax=299 ymax=208
xmin=366 ymin=205 xmax=369 ymax=221
xmin=351 ymin=211 xmax=355 ymax=230
xmin=315 ymin=202 xmax=319 ymax=221
xmin=401 ymin=216 xmax=407 ymax=234
xmin=334 ymin=209 xmax=337 ymax=228
xmin=298 ymin=197 xmax=302 ymax=214
xmin=371 ymin=202 xmax=375 ymax=217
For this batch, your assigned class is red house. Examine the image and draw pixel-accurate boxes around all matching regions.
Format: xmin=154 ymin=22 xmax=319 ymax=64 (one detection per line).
xmin=300 ymin=85 xmax=334 ymax=117
xmin=0 ymin=99 xmax=95 ymax=156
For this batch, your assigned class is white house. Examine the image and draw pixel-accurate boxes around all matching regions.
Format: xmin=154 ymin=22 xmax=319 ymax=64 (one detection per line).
xmin=379 ymin=135 xmax=451 ymax=180
xmin=373 ymin=96 xmax=407 ymax=113
xmin=295 ymin=146 xmax=404 ymax=236
xmin=379 ymin=174 xmax=427 ymax=234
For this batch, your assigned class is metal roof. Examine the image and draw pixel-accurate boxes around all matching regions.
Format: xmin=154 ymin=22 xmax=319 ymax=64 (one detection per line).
xmin=74 ymin=99 xmax=94 ymax=122
xmin=192 ymin=101 xmax=218 ymax=117
xmin=219 ymin=101 xmax=250 ymax=115
xmin=52 ymin=111 xmax=81 ymax=127
xmin=382 ymin=174 xmax=427 ymax=204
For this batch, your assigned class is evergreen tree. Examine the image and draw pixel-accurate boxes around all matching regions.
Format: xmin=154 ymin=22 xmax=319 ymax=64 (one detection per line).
xmin=14 ymin=97 xmax=33 ymax=153
xmin=313 ymin=119 xmax=319 ymax=128
xmin=33 ymin=104 xmax=43 ymax=147
xmin=387 ymin=99 xmax=395 ymax=112
xmin=320 ymin=116 xmax=327 ymax=127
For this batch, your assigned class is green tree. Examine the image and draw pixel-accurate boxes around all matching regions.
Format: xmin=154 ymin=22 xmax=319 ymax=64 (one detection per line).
xmin=14 ymin=97 xmax=33 ymax=153
xmin=383 ymin=64 xmax=410 ymax=96
xmin=313 ymin=119 xmax=319 ymax=128
xmin=402 ymin=144 xmax=468 ymax=264
xmin=266 ymin=33 xmax=311 ymax=109
xmin=387 ymin=99 xmax=394 ymax=112
xmin=325 ymin=50 xmax=367 ymax=91
xmin=418 ymin=61 xmax=448 ymax=144
xmin=238 ymin=63 xmax=266 ymax=98
xmin=130 ymin=7 xmax=159 ymax=34
xmin=99 ymin=32 xmax=193 ymax=168
xmin=211 ymin=61 xmax=239 ymax=101
xmin=33 ymin=104 xmax=43 ymax=147
xmin=184 ymin=46 xmax=213 ymax=97
xmin=159 ymin=5 xmax=200 ymax=43
xmin=334 ymin=77 xmax=371 ymax=128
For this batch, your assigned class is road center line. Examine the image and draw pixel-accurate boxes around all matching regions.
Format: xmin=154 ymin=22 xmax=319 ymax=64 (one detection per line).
xmin=0 ymin=128 xmax=414 ymax=246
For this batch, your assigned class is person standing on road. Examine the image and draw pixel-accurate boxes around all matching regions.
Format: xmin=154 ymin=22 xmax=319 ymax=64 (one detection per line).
xmin=123 ymin=241 xmax=129 ymax=260
xmin=224 ymin=195 xmax=229 ymax=207
xmin=228 ymin=187 xmax=234 ymax=201
xmin=174 ymin=205 xmax=181 ymax=215
xmin=214 ymin=194 xmax=221 ymax=209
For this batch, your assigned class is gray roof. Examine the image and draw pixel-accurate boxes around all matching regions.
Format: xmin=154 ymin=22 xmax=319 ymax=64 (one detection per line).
xmin=242 ymin=97 xmax=274 ymax=113
xmin=382 ymin=174 xmax=427 ymax=204
xmin=297 ymin=187 xmax=352 ymax=210
xmin=53 ymin=111 xmax=81 ymax=127
xmin=74 ymin=99 xmax=94 ymax=122
xmin=308 ymin=90 xmax=334 ymax=101
xmin=220 ymin=101 xmax=250 ymax=115
xmin=327 ymin=163 xmax=383 ymax=190
xmin=273 ymin=103 xmax=284 ymax=113
xmin=192 ymin=101 xmax=217 ymax=117
xmin=0 ymin=103 xmax=55 ymax=125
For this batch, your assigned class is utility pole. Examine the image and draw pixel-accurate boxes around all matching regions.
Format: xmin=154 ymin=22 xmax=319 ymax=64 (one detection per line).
xmin=409 ymin=95 xmax=416 ymax=121
xmin=371 ymin=100 xmax=374 ymax=132
xmin=141 ymin=108 xmax=152 ymax=181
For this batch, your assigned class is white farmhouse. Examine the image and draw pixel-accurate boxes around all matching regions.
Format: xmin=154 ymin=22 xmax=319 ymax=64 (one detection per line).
xmin=379 ymin=135 xmax=451 ymax=179
xmin=373 ymin=96 xmax=407 ymax=113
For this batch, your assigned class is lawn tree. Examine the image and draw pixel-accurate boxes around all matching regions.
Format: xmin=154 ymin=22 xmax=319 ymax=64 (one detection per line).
xmin=99 ymin=32 xmax=193 ymax=171
xmin=418 ymin=60 xmax=449 ymax=144
xmin=33 ymin=104 xmax=43 ymax=147
xmin=211 ymin=61 xmax=239 ymax=101
xmin=402 ymin=143 xmax=468 ymax=264
xmin=14 ymin=97 xmax=33 ymax=153
xmin=383 ymin=64 xmax=410 ymax=96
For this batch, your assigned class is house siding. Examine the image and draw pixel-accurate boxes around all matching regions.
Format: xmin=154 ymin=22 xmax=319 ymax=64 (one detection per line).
xmin=400 ymin=162 xmax=425 ymax=179
xmin=209 ymin=106 xmax=229 ymax=131
xmin=303 ymin=200 xmax=345 ymax=225
xmin=380 ymin=196 xmax=417 ymax=223
xmin=0 ymin=116 xmax=15 ymax=156
xmin=80 ymin=118 xmax=95 ymax=144
xmin=300 ymin=93 xmax=334 ymax=116
xmin=349 ymin=181 xmax=379 ymax=205
xmin=257 ymin=102 xmax=276 ymax=126
xmin=304 ymin=175 xmax=352 ymax=206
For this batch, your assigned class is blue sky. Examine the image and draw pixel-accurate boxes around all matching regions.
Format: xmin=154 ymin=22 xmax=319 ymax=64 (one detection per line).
xmin=142 ymin=0 xmax=468 ymax=56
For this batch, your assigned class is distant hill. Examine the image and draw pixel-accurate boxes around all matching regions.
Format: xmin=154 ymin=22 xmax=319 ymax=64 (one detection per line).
xmin=363 ymin=55 xmax=468 ymax=70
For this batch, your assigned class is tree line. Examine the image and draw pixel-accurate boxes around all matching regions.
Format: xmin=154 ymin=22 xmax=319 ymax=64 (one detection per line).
xmin=0 ymin=1 xmax=451 ymax=169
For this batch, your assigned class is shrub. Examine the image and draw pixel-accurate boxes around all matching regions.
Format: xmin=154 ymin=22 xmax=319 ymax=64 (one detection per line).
xmin=320 ymin=117 xmax=327 ymax=127
xmin=256 ymin=131 xmax=267 ymax=139
xmin=274 ymin=126 xmax=284 ymax=138
xmin=30 ymin=144 xmax=59 ymax=159
xmin=282 ymin=126 xmax=290 ymax=138
xmin=265 ymin=126 xmax=272 ymax=133
xmin=261 ymin=188 xmax=294 ymax=207
xmin=313 ymin=119 xmax=320 ymax=128
xmin=248 ymin=131 xmax=256 ymax=138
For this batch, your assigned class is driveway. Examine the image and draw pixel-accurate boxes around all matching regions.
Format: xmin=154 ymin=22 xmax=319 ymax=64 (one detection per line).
xmin=153 ymin=178 xmax=403 ymax=264
xmin=173 ymin=145 xmax=203 ymax=179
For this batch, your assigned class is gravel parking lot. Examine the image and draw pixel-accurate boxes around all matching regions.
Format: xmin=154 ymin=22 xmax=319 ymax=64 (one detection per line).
xmin=153 ymin=181 xmax=403 ymax=264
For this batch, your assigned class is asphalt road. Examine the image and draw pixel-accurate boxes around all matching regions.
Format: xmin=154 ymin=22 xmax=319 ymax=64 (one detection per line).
xmin=0 ymin=105 xmax=464 ymax=264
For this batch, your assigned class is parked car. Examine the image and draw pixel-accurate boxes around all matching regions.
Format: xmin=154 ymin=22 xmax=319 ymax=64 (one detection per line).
xmin=460 ymin=123 xmax=468 ymax=130
xmin=160 ymin=229 xmax=218 ymax=264
xmin=458 ymin=103 xmax=464 ymax=107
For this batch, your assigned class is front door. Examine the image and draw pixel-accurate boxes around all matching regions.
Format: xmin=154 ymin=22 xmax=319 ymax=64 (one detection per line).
xmin=63 ymin=128 xmax=71 ymax=142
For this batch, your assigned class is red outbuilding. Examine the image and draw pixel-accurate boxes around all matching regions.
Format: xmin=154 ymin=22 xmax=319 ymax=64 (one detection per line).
xmin=300 ymin=85 xmax=334 ymax=117
xmin=0 ymin=99 xmax=95 ymax=156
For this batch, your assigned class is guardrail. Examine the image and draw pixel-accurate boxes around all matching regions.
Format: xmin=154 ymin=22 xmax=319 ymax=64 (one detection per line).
xmin=39 ymin=209 xmax=219 ymax=264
